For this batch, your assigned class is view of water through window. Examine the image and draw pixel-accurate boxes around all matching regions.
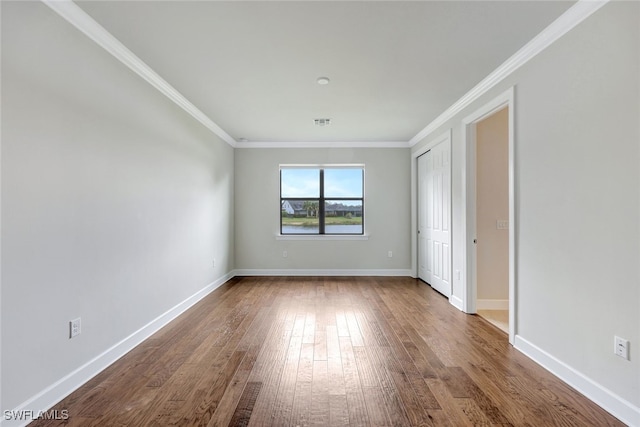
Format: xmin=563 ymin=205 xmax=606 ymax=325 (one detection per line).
xmin=281 ymin=224 xmax=363 ymax=234
xmin=280 ymin=167 xmax=364 ymax=235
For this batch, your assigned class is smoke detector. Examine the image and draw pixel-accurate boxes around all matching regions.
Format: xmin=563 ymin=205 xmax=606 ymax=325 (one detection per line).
xmin=314 ymin=118 xmax=331 ymax=127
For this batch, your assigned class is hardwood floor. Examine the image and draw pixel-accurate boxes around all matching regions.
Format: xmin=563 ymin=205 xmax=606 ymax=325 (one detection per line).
xmin=30 ymin=276 xmax=623 ymax=426
xmin=477 ymin=310 xmax=509 ymax=334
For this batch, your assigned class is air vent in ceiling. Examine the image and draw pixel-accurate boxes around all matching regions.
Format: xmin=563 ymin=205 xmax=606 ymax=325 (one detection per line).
xmin=314 ymin=118 xmax=331 ymax=127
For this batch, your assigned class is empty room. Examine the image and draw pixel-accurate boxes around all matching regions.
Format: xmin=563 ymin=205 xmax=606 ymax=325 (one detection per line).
xmin=1 ymin=0 xmax=638 ymax=426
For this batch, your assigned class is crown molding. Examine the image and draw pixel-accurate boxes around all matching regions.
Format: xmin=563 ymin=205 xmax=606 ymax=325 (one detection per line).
xmin=408 ymin=0 xmax=610 ymax=147
xmin=41 ymin=0 xmax=237 ymax=148
xmin=235 ymin=140 xmax=410 ymax=149
xmin=41 ymin=0 xmax=609 ymax=151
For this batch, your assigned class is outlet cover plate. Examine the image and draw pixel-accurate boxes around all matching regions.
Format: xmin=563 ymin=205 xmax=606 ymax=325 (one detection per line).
xmin=70 ymin=318 xmax=81 ymax=339
xmin=614 ymin=336 xmax=629 ymax=360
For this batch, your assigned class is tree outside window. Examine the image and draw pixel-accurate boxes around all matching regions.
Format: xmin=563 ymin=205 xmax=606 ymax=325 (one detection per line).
xmin=280 ymin=166 xmax=364 ymax=235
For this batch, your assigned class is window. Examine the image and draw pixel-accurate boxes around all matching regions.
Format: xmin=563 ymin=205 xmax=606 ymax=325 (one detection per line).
xmin=280 ymin=165 xmax=364 ymax=235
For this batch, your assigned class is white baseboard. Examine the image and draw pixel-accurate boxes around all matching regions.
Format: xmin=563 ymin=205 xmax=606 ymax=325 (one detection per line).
xmin=2 ymin=269 xmax=410 ymax=426
xmin=233 ymin=268 xmax=412 ymax=277
xmin=450 ymin=295 xmax=464 ymax=311
xmin=515 ymin=335 xmax=640 ymax=427
xmin=10 ymin=275 xmax=636 ymax=427
xmin=476 ymin=299 xmax=509 ymax=310
xmin=1 ymin=272 xmax=234 ymax=427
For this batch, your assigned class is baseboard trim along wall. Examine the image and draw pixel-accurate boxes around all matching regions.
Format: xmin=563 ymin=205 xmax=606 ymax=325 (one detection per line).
xmin=233 ymin=269 xmax=413 ymax=277
xmin=515 ymin=335 xmax=640 ymax=427
xmin=476 ymin=299 xmax=509 ymax=310
xmin=449 ymin=295 xmax=465 ymax=312
xmin=3 ymin=269 xmax=409 ymax=426
xmin=1 ymin=272 xmax=235 ymax=427
xmin=6 ymin=275 xmax=637 ymax=427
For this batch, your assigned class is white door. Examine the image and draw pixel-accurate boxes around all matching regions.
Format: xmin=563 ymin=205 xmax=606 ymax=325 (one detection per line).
xmin=418 ymin=152 xmax=432 ymax=284
xmin=418 ymin=140 xmax=451 ymax=297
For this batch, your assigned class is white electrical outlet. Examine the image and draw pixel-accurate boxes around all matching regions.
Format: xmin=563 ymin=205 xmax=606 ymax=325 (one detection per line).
xmin=283 ymin=250 xmax=288 ymax=258
xmin=388 ymin=251 xmax=393 ymax=258
xmin=614 ymin=336 xmax=630 ymax=360
xmin=212 ymin=258 xmax=216 ymax=268
xmin=70 ymin=318 xmax=81 ymax=339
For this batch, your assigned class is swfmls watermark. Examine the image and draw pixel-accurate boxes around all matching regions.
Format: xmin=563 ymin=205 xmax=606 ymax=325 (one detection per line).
xmin=3 ymin=409 xmax=69 ymax=422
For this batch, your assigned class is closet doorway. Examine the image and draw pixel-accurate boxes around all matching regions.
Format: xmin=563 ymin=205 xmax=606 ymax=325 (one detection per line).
xmin=417 ymin=136 xmax=451 ymax=298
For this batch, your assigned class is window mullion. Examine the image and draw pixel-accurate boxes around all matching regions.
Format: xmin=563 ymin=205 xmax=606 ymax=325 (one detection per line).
xmin=280 ymin=166 xmax=363 ymax=235
xmin=319 ymin=169 xmax=325 ymax=234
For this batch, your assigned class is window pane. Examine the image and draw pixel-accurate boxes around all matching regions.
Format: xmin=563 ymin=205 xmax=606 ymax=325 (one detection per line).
xmin=281 ymin=169 xmax=320 ymax=198
xmin=325 ymin=200 xmax=363 ymax=234
xmin=281 ymin=199 xmax=320 ymax=234
xmin=324 ymin=168 xmax=363 ymax=198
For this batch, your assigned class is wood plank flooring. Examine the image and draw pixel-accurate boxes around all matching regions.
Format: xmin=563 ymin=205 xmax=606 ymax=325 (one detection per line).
xmin=29 ymin=276 xmax=624 ymax=426
xmin=477 ymin=310 xmax=509 ymax=334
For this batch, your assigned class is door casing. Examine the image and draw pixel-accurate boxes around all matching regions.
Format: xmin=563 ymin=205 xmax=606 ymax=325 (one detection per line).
xmin=462 ymin=87 xmax=516 ymax=344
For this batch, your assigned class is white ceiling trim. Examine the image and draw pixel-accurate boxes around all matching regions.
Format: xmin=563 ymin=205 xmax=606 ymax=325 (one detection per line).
xmin=40 ymin=0 xmax=608 ymax=150
xmin=235 ymin=141 xmax=410 ymax=149
xmin=408 ymin=0 xmax=610 ymax=147
xmin=41 ymin=0 xmax=238 ymax=148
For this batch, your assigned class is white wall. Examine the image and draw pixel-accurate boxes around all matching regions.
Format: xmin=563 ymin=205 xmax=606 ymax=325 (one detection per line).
xmin=476 ymin=108 xmax=509 ymax=302
xmin=412 ymin=0 xmax=639 ymax=416
xmin=235 ymin=148 xmax=411 ymax=273
xmin=2 ymin=0 xmax=638 ymax=424
xmin=1 ymin=1 xmax=234 ymax=414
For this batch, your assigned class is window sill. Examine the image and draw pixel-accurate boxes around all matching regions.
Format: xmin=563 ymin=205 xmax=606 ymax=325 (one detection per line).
xmin=276 ymin=234 xmax=369 ymax=241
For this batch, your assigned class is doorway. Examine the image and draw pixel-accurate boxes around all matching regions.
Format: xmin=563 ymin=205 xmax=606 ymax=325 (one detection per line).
xmin=474 ymin=107 xmax=509 ymax=333
xmin=463 ymin=87 xmax=515 ymax=344
xmin=417 ymin=134 xmax=451 ymax=298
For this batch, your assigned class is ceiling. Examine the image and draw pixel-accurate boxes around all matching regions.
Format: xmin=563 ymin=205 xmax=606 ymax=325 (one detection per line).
xmin=75 ymin=1 xmax=575 ymax=145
